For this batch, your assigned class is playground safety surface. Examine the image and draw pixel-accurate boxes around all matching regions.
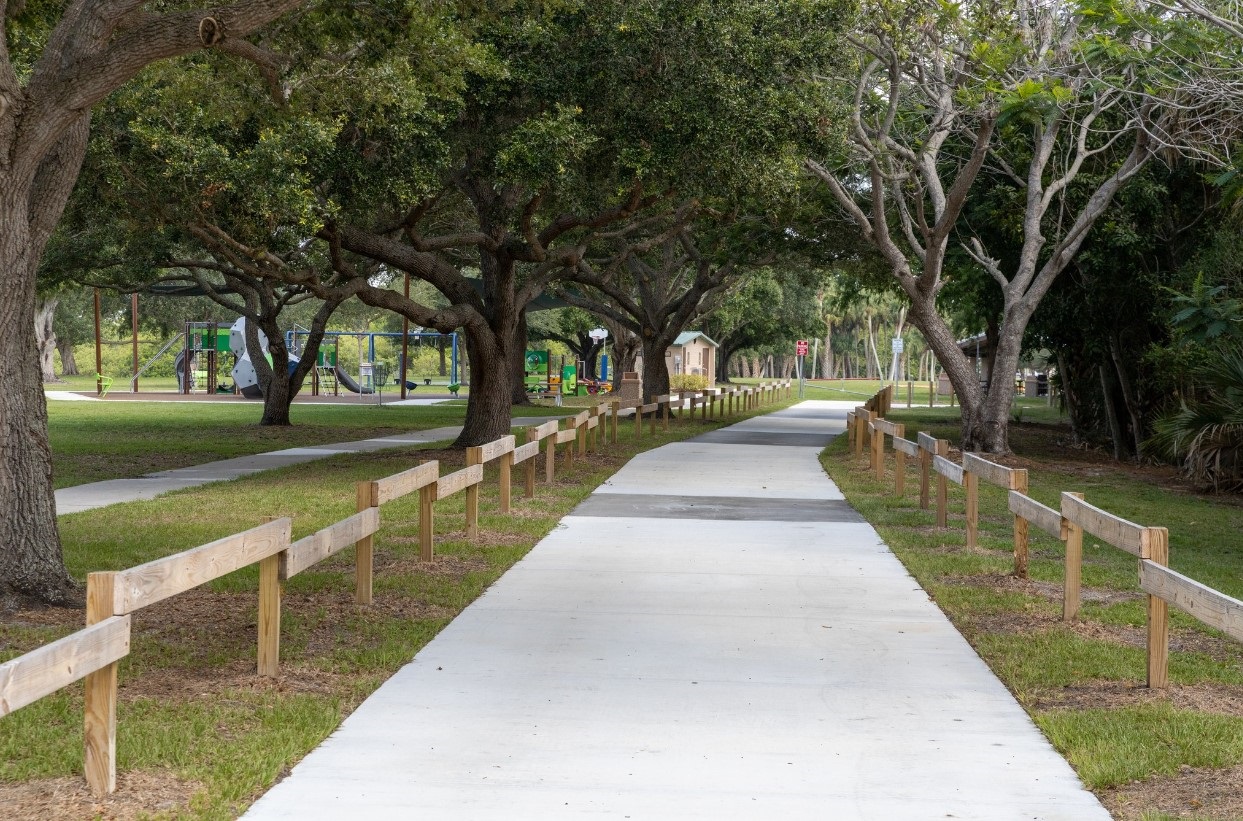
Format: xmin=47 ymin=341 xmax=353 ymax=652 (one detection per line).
xmin=240 ymin=400 xmax=1110 ymax=821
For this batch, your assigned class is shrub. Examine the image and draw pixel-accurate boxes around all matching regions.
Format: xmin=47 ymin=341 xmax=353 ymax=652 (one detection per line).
xmin=670 ymin=373 xmax=709 ymax=391
xmin=1145 ymin=345 xmax=1243 ymax=490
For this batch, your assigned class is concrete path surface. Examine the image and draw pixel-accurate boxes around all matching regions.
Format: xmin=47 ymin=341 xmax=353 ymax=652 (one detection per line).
xmin=242 ymin=400 xmax=1108 ymax=820
xmin=54 ymin=417 xmax=564 ymax=515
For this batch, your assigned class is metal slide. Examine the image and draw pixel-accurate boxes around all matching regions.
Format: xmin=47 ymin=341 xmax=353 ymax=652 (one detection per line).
xmin=334 ymin=364 xmax=373 ymax=394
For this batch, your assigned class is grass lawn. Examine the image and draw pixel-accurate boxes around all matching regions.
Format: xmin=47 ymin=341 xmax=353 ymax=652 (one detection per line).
xmin=2 ymin=395 xmax=799 ymax=820
xmin=822 ymin=406 xmax=1243 ymax=820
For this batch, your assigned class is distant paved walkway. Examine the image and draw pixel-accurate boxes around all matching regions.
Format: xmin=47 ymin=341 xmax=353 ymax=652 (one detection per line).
xmin=242 ymin=401 xmax=1108 ymax=820
xmin=54 ymin=417 xmax=564 ymax=515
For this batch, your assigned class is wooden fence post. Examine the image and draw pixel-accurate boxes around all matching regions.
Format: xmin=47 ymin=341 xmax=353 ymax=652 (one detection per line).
xmin=611 ymin=400 xmax=620 ymax=443
xmin=419 ymin=483 xmax=436 ymax=561
xmin=355 ymin=482 xmax=375 ymax=604
xmin=893 ymin=424 xmax=906 ymax=496
xmin=1146 ymin=527 xmax=1170 ymax=689
xmin=566 ymin=419 xmax=577 ymax=467
xmin=499 ymin=449 xmax=514 ymax=513
xmin=871 ymin=421 xmax=884 ymax=480
xmin=1012 ymin=471 xmax=1030 ymax=578
xmin=964 ymin=469 xmax=979 ymax=549
xmin=258 ymin=516 xmax=282 ymax=678
xmin=83 ymin=571 xmax=118 ymax=796
xmin=918 ymin=434 xmax=932 ymax=510
xmin=1061 ymin=492 xmax=1084 ymax=621
xmin=545 ymin=430 xmax=556 ymax=483
xmin=935 ymin=440 xmax=950 ymax=528
xmin=465 ymin=447 xmax=481 ymax=540
xmin=525 ymin=427 xmax=539 ymax=498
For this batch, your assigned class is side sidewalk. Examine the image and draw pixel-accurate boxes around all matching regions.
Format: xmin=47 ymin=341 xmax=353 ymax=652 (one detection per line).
xmin=54 ymin=417 xmax=564 ymax=515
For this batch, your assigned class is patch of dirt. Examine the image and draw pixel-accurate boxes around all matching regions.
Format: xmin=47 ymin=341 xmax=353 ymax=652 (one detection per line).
xmin=946 ymin=574 xmax=1243 ymax=665
xmin=940 ymin=571 xmax=1142 ymax=606
xmin=0 ymin=769 xmax=203 ymax=821
xmin=1103 ymin=762 xmax=1243 ymax=821
xmin=1031 ymin=681 xmax=1243 ymax=716
xmin=965 ymin=610 xmax=1062 ymax=635
xmin=374 ymin=553 xmax=490 ymax=579
xmin=0 ymin=605 xmax=84 ymax=629
xmin=122 ymin=657 xmax=355 ymax=703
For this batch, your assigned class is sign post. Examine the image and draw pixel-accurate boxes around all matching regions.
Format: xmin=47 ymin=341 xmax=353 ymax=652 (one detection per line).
xmin=796 ymin=339 xmax=808 ymax=398
xmin=589 ymin=327 xmax=609 ymax=382
xmin=889 ymin=337 xmax=904 ymax=386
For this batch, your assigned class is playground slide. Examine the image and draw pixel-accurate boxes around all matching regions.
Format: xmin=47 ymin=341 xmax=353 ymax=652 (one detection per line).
xmin=334 ymin=364 xmax=374 ymax=394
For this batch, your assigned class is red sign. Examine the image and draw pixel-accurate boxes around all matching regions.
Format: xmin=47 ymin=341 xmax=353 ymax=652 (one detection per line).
xmin=796 ymin=340 xmax=809 ymax=356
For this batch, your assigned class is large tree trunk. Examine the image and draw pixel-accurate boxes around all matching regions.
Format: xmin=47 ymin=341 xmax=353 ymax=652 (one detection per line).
xmin=251 ymin=301 xmax=339 ymax=426
xmin=640 ymin=334 xmax=673 ymax=402
xmin=0 ymin=3 xmax=310 ymax=609
xmin=35 ymin=297 xmax=59 ymax=382
xmin=1099 ymin=363 xmax=1126 ymax=461
xmin=583 ymin=340 xmax=602 ymax=381
xmin=0 ymin=199 xmax=78 ymax=609
xmin=57 ymin=339 xmax=80 ymax=376
xmin=606 ymin=320 xmax=640 ymax=390
xmin=1109 ymin=333 xmax=1144 ymax=458
xmin=457 ymin=320 xmax=519 ymax=446
xmin=717 ymin=344 xmax=739 ymax=383
xmin=243 ymin=316 xmax=296 ymax=427
xmin=511 ymin=311 xmax=531 ymax=406
xmin=0 ymin=118 xmax=92 ymax=609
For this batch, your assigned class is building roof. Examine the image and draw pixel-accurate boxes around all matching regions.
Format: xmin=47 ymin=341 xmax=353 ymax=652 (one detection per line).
xmin=673 ymin=331 xmax=718 ymax=348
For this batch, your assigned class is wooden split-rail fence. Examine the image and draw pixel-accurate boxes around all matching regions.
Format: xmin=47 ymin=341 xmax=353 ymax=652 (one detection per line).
xmin=0 ymin=380 xmax=791 ymax=796
xmin=845 ymin=388 xmax=1243 ymax=692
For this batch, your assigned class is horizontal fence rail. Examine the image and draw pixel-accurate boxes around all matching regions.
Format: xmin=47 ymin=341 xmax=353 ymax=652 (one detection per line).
xmin=1140 ymin=562 xmax=1243 ymax=644
xmin=0 ymin=616 xmax=130 ymax=718
xmin=846 ymin=386 xmax=1240 ymax=692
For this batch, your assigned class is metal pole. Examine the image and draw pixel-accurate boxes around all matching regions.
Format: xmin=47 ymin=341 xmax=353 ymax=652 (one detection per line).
xmin=797 ymin=355 xmax=805 ymax=399
xmin=401 ymin=273 xmax=410 ymax=400
xmin=130 ymin=293 xmax=139 ymax=392
xmin=451 ymin=333 xmax=459 ymax=384
xmin=94 ymin=289 xmax=103 ymax=396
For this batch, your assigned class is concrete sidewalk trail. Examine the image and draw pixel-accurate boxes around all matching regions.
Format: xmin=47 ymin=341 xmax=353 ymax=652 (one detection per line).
xmin=53 ymin=417 xmax=565 ymax=515
xmin=241 ymin=400 xmax=1108 ymax=821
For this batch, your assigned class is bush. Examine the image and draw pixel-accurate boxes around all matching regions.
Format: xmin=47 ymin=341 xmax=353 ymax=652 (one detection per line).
xmin=670 ymin=373 xmax=709 ymax=391
xmin=1145 ymin=345 xmax=1243 ymax=490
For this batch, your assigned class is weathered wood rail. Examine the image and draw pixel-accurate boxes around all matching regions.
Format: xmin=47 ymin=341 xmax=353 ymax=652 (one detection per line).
xmin=846 ymin=387 xmax=1243 ymax=691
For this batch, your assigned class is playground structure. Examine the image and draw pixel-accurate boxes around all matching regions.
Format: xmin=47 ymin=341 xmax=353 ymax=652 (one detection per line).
xmin=286 ymin=328 xmax=460 ymax=399
xmin=177 ymin=319 xmax=295 ymax=398
xmin=98 ymin=317 xmax=460 ymax=400
xmin=524 ymin=350 xmax=611 ymax=397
